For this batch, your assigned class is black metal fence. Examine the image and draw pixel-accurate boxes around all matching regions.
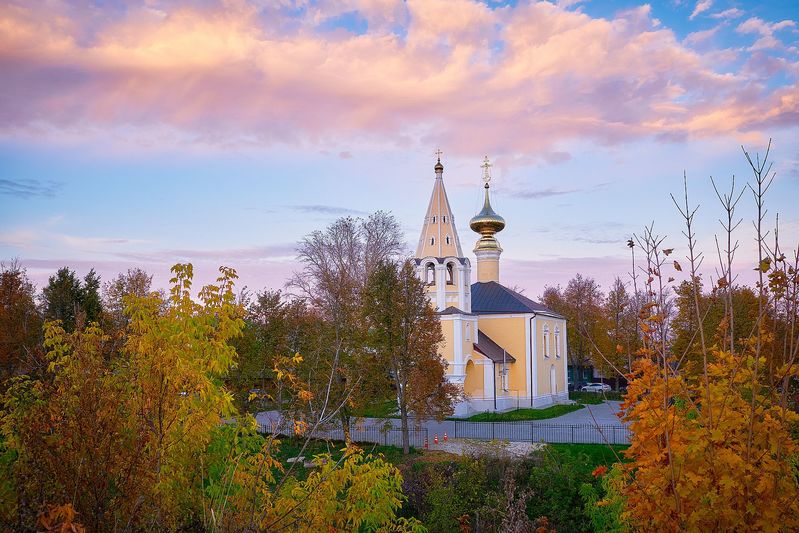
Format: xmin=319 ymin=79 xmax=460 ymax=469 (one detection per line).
xmin=451 ymin=422 xmax=631 ymax=445
xmin=258 ymin=422 xmax=429 ymax=449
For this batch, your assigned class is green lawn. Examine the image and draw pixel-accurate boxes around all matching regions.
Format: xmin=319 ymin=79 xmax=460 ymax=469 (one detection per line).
xmin=460 ymin=403 xmax=584 ymax=422
xmin=569 ymin=390 xmax=625 ymax=404
xmin=548 ymin=443 xmax=630 ymax=467
xmin=273 ymin=436 xmax=415 ymax=480
xmin=354 ymin=399 xmax=399 ymax=418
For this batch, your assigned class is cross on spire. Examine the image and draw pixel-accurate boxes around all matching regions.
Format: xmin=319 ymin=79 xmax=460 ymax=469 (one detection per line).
xmin=434 ymin=148 xmax=443 ymax=162
xmin=481 ymin=156 xmax=492 ymax=184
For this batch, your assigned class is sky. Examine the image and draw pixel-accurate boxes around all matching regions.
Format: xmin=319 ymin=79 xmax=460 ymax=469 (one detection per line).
xmin=1 ymin=0 xmax=798 ymax=300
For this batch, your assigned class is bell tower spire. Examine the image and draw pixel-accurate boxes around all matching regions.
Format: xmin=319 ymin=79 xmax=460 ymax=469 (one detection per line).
xmin=470 ymin=156 xmax=505 ymax=282
xmin=414 ymin=150 xmax=471 ymax=312
xmin=415 ymin=150 xmax=463 ymax=259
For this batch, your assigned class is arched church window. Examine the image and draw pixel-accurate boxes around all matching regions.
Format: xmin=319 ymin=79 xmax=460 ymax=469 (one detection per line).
xmin=443 ymin=216 xmax=447 ymax=223
xmin=446 ymin=263 xmax=454 ymax=285
xmin=425 ymin=263 xmax=435 ymax=285
xmin=432 ymin=216 xmax=436 ymax=223
xmin=555 ymin=327 xmax=561 ymax=358
xmin=445 ymin=235 xmax=451 ymax=245
xmin=430 ymin=237 xmax=435 ymax=246
xmin=543 ymin=325 xmax=550 ymax=358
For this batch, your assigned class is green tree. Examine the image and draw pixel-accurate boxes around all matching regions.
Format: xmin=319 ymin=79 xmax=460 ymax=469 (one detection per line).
xmin=230 ymin=289 xmax=316 ymax=413
xmin=41 ymin=267 xmax=83 ymax=332
xmin=81 ymin=269 xmax=102 ymax=324
xmin=363 ymin=259 xmax=458 ymax=454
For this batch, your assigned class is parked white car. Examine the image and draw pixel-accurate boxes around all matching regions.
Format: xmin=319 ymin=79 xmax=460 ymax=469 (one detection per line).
xmin=581 ymin=383 xmax=612 ymax=392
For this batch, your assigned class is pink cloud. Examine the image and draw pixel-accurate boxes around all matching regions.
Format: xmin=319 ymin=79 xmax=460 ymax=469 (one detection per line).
xmin=0 ymin=1 xmax=797 ymax=159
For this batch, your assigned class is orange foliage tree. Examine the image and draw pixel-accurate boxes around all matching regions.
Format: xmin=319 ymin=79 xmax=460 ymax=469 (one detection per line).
xmin=618 ymin=143 xmax=799 ymax=531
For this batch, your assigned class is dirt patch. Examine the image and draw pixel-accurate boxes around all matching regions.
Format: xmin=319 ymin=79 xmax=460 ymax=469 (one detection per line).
xmin=426 ymin=438 xmax=545 ymax=458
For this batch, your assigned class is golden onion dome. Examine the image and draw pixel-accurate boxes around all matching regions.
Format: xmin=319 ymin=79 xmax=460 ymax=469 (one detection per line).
xmin=470 ymin=183 xmax=505 ymax=236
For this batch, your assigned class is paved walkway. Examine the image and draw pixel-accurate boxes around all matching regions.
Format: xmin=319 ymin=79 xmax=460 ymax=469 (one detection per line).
xmin=256 ymin=401 xmax=629 ymax=446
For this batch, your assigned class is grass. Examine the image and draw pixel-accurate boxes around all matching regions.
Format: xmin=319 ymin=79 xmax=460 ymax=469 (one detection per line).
xmin=460 ymin=403 xmax=584 ymax=422
xmin=569 ymin=390 xmax=625 ymax=404
xmin=548 ymin=443 xmax=630 ymax=466
xmin=272 ymin=436 xmax=416 ymax=480
xmin=353 ymin=399 xmax=399 ymax=419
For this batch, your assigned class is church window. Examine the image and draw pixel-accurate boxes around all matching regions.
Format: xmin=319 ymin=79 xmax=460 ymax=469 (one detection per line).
xmin=446 ymin=263 xmax=454 ymax=285
xmin=425 ymin=263 xmax=435 ymax=285
xmin=432 ymin=216 xmax=436 ymax=223
xmin=466 ymin=323 xmax=471 ymax=341
xmin=443 ymin=215 xmax=447 ymax=223
xmin=543 ymin=325 xmax=550 ymax=357
xmin=555 ymin=327 xmax=561 ymax=357
xmin=445 ymin=235 xmax=451 ymax=245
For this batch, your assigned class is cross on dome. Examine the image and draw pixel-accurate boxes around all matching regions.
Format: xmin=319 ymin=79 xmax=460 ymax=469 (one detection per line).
xmin=435 ymin=148 xmax=443 ymax=162
xmin=481 ymin=156 xmax=492 ymax=185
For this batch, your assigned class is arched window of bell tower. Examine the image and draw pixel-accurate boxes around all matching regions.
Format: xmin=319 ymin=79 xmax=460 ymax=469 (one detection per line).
xmin=425 ymin=263 xmax=436 ymax=286
xmin=446 ymin=262 xmax=455 ymax=285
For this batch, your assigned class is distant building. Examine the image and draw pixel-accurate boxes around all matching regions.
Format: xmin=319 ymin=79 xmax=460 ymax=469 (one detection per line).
xmin=414 ymin=155 xmax=568 ymax=416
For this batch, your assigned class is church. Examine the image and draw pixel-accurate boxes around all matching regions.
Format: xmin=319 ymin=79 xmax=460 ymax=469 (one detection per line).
xmin=414 ymin=155 xmax=569 ymax=416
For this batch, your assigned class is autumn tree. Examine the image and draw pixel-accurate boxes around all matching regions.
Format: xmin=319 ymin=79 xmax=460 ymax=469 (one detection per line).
xmin=290 ymin=211 xmax=403 ymax=440
xmin=102 ymin=268 xmax=154 ymax=329
xmin=363 ymin=259 xmax=459 ymax=453
xmin=0 ymin=262 xmax=42 ymax=385
xmin=2 ymin=263 xmax=422 ymax=531
xmin=604 ymin=277 xmax=642 ymax=375
xmin=618 ymin=142 xmax=799 ymax=530
xmin=542 ymin=275 xmax=611 ymax=380
xmin=230 ymin=289 xmax=316 ymax=413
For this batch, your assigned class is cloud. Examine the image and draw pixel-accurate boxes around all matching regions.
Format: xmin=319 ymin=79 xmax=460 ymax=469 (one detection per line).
xmin=736 ymin=17 xmax=796 ymax=50
xmin=509 ymin=181 xmax=610 ymax=200
xmin=685 ymin=26 xmax=719 ymax=46
xmin=0 ymin=1 xmax=797 ymax=158
xmin=0 ymin=179 xmax=62 ymax=199
xmin=289 ymin=205 xmax=367 ymax=215
xmin=338 ymin=151 xmax=353 ymax=159
xmin=689 ymin=0 xmax=713 ymax=20
xmin=710 ymin=8 xmax=743 ymax=20
xmin=511 ymin=187 xmax=581 ymax=199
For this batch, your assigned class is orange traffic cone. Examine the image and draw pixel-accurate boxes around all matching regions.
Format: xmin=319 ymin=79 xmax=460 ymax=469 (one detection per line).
xmin=434 ymin=434 xmax=439 ymax=445
xmin=443 ymin=432 xmax=448 ymax=442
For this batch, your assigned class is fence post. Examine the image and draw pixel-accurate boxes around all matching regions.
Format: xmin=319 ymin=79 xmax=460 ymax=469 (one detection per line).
xmin=492 ymin=422 xmax=495 ymax=441
xmin=571 ymin=425 xmax=575 ymax=443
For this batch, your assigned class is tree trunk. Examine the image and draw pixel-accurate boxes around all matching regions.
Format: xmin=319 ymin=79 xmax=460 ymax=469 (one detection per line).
xmin=339 ymin=407 xmax=351 ymax=445
xmin=400 ymin=404 xmax=410 ymax=455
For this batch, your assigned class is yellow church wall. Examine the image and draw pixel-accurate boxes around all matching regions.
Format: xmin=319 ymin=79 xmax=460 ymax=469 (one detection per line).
xmin=535 ymin=317 xmax=566 ymax=395
xmin=476 ymin=316 xmax=528 ymax=395
xmin=463 ymin=359 xmax=483 ymax=396
xmin=438 ymin=319 xmax=455 ymax=366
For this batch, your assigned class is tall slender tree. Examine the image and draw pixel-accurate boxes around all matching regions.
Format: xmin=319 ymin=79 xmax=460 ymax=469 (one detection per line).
xmin=290 ymin=211 xmax=403 ymax=441
xmin=363 ymin=259 xmax=458 ymax=453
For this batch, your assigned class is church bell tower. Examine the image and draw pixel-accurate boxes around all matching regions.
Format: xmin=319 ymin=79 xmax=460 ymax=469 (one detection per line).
xmin=414 ymin=151 xmax=472 ymax=312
